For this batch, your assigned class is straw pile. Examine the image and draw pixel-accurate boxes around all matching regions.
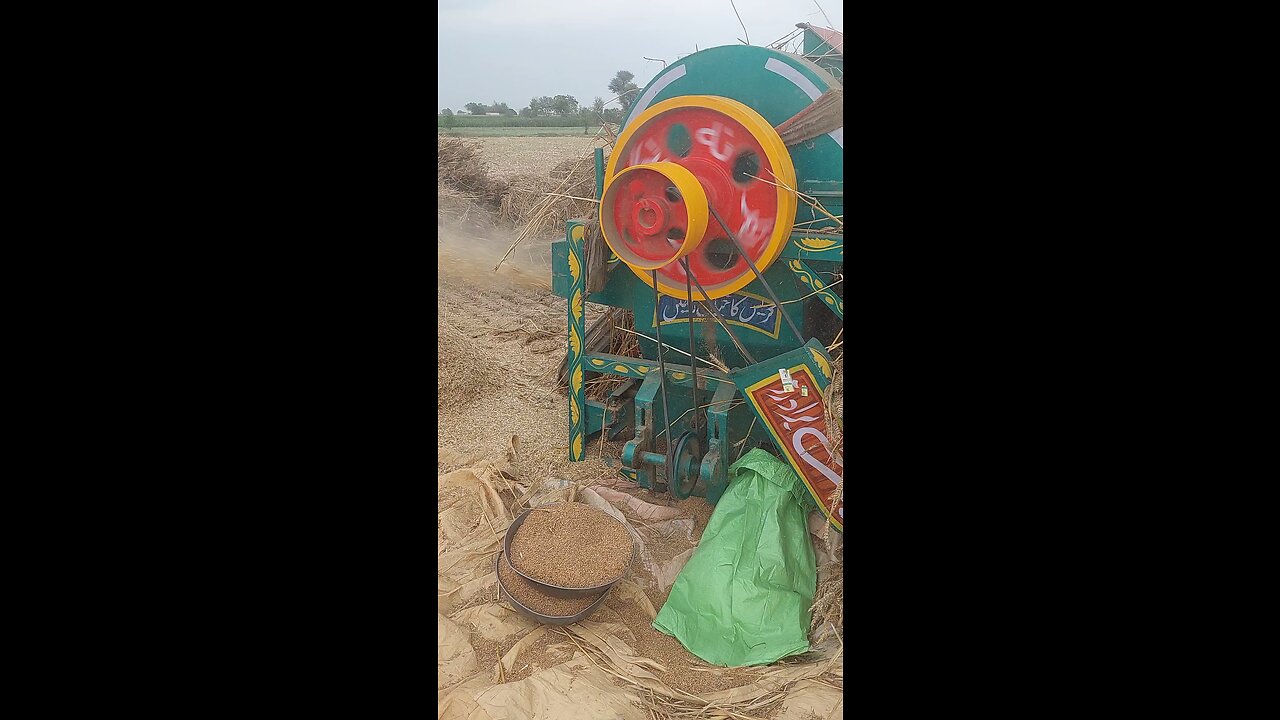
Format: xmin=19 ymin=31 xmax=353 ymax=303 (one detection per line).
xmin=498 ymin=151 xmax=602 ymax=236
xmin=824 ymin=350 xmax=843 ymax=454
xmin=810 ymin=555 xmax=844 ymax=642
xmin=438 ymin=136 xmax=509 ymax=207
xmin=812 ymin=350 xmax=843 ymax=642
xmin=775 ymin=86 xmax=844 ymax=146
xmin=492 ymin=145 xmax=611 ymax=276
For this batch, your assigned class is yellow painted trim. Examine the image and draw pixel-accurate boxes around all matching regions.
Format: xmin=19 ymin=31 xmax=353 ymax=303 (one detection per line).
xmin=568 ymin=247 xmax=582 ymax=284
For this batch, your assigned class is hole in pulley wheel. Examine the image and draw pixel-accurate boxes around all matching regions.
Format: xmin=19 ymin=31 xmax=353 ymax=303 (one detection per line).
xmin=704 ymin=236 xmax=738 ymax=270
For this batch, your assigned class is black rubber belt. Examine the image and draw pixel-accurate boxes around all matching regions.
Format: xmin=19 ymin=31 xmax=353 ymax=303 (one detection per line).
xmin=651 ymin=270 xmax=674 ymax=466
xmin=680 ymin=257 xmax=702 ymax=431
xmin=707 ymin=205 xmax=804 ymax=342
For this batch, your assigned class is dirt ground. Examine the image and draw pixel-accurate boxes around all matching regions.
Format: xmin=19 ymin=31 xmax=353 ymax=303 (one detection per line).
xmin=438 ymin=137 xmax=843 ymax=719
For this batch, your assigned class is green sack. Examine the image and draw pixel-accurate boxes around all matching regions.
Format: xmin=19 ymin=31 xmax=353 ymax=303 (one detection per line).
xmin=652 ymin=449 xmax=817 ymax=666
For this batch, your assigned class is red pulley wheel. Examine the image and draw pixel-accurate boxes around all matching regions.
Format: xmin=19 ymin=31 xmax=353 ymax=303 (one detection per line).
xmin=601 ymin=95 xmax=797 ymax=299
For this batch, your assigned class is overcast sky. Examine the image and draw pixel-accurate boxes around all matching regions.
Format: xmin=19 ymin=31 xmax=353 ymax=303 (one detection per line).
xmin=437 ymin=0 xmax=843 ymax=113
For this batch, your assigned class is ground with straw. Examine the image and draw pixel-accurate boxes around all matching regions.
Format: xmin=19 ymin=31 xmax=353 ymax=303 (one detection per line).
xmin=439 ymin=134 xmax=843 ymax=720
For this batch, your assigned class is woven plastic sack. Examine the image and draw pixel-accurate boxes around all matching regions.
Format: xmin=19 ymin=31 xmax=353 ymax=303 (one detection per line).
xmin=652 ymin=449 xmax=817 ymax=666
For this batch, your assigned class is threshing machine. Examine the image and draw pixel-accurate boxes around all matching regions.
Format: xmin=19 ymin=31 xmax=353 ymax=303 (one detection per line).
xmin=551 ymin=36 xmax=844 ymax=530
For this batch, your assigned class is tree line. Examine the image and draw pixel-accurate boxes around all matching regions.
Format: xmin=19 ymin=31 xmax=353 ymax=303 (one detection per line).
xmin=440 ymin=71 xmax=641 ymax=128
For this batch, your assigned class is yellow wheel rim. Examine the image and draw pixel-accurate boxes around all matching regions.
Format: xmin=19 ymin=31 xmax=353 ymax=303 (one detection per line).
xmin=599 ymin=162 xmax=709 ymax=271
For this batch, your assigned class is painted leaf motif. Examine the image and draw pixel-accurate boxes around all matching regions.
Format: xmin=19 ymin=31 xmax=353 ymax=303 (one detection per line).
xmin=568 ymin=249 xmax=582 ymax=281
xmin=808 ymin=347 xmax=832 ymax=381
xmin=570 ymin=290 xmax=583 ymax=322
xmin=796 ymin=237 xmax=838 ymax=250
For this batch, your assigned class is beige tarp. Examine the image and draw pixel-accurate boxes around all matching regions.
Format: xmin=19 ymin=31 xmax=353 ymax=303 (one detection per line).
xmin=437 ymin=439 xmax=843 ymax=719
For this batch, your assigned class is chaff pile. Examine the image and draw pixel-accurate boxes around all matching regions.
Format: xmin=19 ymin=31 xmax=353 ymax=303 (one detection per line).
xmin=438 ymin=311 xmax=502 ymax=410
xmin=492 ymin=127 xmax=613 ymax=272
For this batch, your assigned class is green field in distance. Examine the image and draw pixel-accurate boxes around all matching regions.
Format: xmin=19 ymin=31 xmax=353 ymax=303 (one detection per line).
xmin=439 ymin=126 xmax=604 ymax=137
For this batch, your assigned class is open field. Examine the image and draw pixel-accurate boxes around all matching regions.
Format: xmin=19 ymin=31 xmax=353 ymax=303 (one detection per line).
xmin=466 ymin=134 xmax=610 ymax=178
xmin=441 ymin=126 xmax=604 ymax=138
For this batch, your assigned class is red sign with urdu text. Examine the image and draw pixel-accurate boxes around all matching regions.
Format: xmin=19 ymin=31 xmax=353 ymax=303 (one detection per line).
xmin=744 ymin=366 xmax=844 ymax=531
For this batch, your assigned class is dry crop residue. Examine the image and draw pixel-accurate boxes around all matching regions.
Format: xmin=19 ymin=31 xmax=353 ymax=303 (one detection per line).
xmin=472 ymin=135 xmax=609 ymax=178
xmin=675 ymin=496 xmax=717 ymax=539
xmin=502 ymin=631 xmax=575 ymax=683
xmin=437 ymin=133 xmax=843 ymax=718
xmin=509 ymin=502 xmax=633 ymax=587
xmin=604 ymin=589 xmax=762 ymax=696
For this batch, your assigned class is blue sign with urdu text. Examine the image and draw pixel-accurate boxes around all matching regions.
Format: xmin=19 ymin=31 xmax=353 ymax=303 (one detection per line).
xmin=655 ymin=293 xmax=780 ymax=337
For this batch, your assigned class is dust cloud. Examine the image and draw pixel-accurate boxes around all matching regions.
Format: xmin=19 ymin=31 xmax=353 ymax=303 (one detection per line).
xmin=437 ymin=204 xmax=554 ymax=292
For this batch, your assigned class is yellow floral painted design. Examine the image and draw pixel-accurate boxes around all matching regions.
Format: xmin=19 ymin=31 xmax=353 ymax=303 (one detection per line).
xmin=809 ymin=347 xmax=832 ymax=381
xmin=568 ymin=247 xmax=581 ymax=282
xmin=570 ymin=288 xmax=584 ymax=322
xmin=788 ymin=259 xmax=843 ymax=317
